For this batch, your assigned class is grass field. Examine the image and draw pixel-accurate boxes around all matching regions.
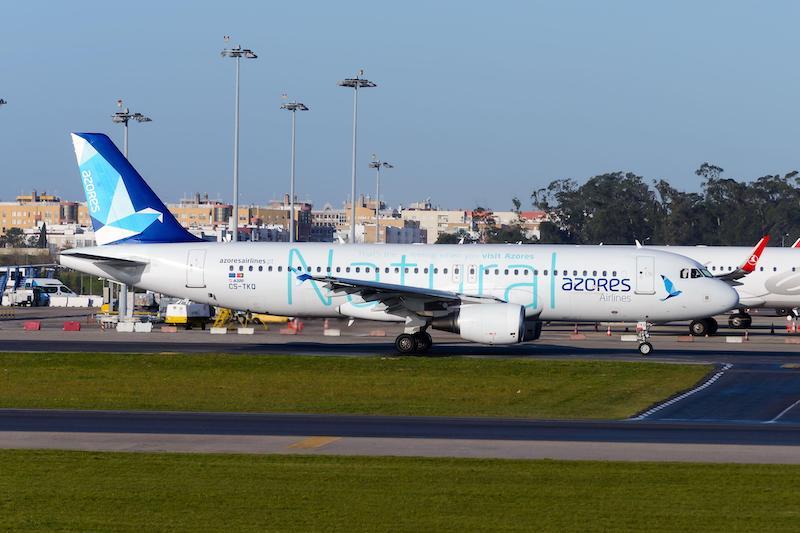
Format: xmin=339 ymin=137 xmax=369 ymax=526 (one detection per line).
xmin=0 ymin=353 xmax=710 ymax=418
xmin=1 ymin=450 xmax=799 ymax=532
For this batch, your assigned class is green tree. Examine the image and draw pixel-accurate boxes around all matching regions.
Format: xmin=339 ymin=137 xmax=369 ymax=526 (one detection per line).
xmin=37 ymin=223 xmax=48 ymax=249
xmin=3 ymin=228 xmax=25 ymax=248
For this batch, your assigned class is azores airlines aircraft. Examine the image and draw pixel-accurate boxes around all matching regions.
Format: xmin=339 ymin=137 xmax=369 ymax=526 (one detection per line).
xmin=59 ymin=133 xmax=739 ymax=355
xmin=650 ymin=240 xmax=800 ymax=335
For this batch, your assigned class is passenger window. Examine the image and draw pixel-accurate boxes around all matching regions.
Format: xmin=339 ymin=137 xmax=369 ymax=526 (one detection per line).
xmin=424 ymin=268 xmax=429 ymax=274
xmin=573 ymin=270 xmax=577 ymax=276
xmin=434 ymin=268 xmax=439 ymax=274
xmin=365 ymin=267 xmax=370 ymax=273
xmin=514 ymin=269 xmax=519 ymax=275
xmin=414 ymin=268 xmax=419 ymax=274
xmin=582 ymin=270 xmax=587 ymax=276
xmin=592 ymin=271 xmax=597 ymax=276
xmin=612 ymin=271 xmax=617 ymax=276
xmin=405 ymin=268 xmax=409 ymax=273
xmin=258 ymin=266 xmax=263 ymax=272
xmin=355 ymin=267 xmax=360 ymax=273
xmin=336 ymin=267 xmax=341 ymax=273
xmin=443 ymin=268 xmax=448 ymax=274
xmin=239 ymin=266 xmax=244 ymax=271
xmin=485 ymin=269 xmax=490 ymax=275
xmin=326 ymin=267 xmax=331 ymax=273
xmin=346 ymin=267 xmax=351 ymax=273
xmin=454 ymin=268 xmax=459 ymax=275
xmin=248 ymin=266 xmax=253 ymax=271
xmin=268 ymin=266 xmax=273 ymax=272
xmin=759 ymin=267 xmax=764 ymax=272
xmin=395 ymin=268 xmax=400 ymax=273
xmin=469 ymin=268 xmax=474 ymax=275
xmin=317 ymin=267 xmax=322 ymax=272
xmin=278 ymin=266 xmax=283 ymax=272
xmin=495 ymin=269 xmax=499 ymax=275
xmin=229 ymin=266 xmax=234 ymax=271
xmin=504 ymin=269 xmax=509 ymax=275
xmin=385 ymin=267 xmax=390 ymax=273
xmin=602 ymin=271 xmax=607 ymax=276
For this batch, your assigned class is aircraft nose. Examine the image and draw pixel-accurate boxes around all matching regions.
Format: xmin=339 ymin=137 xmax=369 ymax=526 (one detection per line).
xmin=715 ymin=283 xmax=740 ymax=313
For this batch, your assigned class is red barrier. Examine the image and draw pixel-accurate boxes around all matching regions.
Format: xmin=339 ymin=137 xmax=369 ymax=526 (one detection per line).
xmin=63 ymin=321 xmax=81 ymax=331
xmin=23 ymin=321 xmax=41 ymax=331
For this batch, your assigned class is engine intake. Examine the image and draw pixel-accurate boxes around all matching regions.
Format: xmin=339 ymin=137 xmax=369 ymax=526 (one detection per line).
xmin=431 ymin=303 xmax=526 ymax=345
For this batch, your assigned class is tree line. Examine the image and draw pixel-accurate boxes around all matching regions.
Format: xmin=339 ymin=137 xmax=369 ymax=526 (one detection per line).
xmin=530 ymin=163 xmax=800 ymax=246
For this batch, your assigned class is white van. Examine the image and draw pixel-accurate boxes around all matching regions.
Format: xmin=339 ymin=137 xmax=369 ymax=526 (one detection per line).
xmin=23 ymin=278 xmax=78 ymax=297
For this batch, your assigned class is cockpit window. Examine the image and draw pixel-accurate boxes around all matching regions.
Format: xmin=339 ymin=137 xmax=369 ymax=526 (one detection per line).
xmin=680 ymin=268 xmax=713 ymax=279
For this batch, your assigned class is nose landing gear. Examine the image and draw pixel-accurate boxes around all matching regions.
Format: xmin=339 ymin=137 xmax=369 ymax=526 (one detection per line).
xmin=637 ymin=321 xmax=653 ymax=355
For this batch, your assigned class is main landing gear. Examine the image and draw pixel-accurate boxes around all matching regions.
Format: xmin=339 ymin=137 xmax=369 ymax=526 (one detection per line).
xmin=394 ymin=331 xmax=433 ymax=355
xmin=728 ymin=312 xmax=752 ymax=329
xmin=689 ymin=317 xmax=718 ymax=336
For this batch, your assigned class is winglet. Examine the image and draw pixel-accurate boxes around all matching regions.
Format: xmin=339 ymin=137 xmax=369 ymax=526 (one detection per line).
xmin=741 ymin=235 xmax=770 ymax=273
xmin=792 ymin=238 xmax=800 ymax=249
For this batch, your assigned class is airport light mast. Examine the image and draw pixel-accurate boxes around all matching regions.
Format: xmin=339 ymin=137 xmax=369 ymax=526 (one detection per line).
xmin=111 ymin=100 xmax=152 ymax=158
xmin=338 ymin=70 xmax=376 ymax=244
xmin=280 ymin=98 xmax=309 ymax=243
xmin=221 ymin=37 xmax=257 ymax=242
xmin=110 ymin=100 xmax=151 ymax=323
xmin=369 ymin=155 xmax=393 ymax=243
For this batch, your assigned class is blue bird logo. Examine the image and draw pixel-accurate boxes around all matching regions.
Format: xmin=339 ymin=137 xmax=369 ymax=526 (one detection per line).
xmin=660 ymin=275 xmax=682 ymax=301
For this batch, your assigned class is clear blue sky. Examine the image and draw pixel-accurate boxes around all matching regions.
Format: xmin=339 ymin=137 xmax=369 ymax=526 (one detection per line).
xmin=1 ymin=1 xmax=798 ymax=211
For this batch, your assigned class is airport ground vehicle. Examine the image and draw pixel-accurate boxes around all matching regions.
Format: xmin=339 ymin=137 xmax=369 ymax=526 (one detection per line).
xmin=60 ymin=133 xmax=740 ymax=355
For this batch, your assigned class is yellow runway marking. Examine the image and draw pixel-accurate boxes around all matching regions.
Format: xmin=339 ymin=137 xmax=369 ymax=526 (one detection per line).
xmin=288 ymin=436 xmax=341 ymax=450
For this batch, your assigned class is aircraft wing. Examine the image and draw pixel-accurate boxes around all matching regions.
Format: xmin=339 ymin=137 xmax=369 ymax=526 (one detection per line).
xmin=59 ymin=252 xmax=149 ymax=268
xmin=713 ymin=235 xmax=769 ymax=282
xmin=296 ymin=273 xmax=505 ymax=307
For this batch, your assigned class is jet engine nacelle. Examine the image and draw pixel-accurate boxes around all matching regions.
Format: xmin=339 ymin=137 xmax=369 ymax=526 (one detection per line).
xmin=431 ymin=303 xmax=525 ymax=345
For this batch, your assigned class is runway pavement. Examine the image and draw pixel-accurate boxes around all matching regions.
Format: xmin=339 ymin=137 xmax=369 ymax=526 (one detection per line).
xmin=1 ymin=409 xmax=800 ymax=463
xmin=3 ymin=308 xmax=800 ymax=461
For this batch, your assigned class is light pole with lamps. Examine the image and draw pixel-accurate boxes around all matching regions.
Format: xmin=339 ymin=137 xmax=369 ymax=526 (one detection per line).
xmin=221 ymin=38 xmax=257 ymax=242
xmin=111 ymin=100 xmax=151 ymax=322
xmin=280 ymin=99 xmax=309 ymax=243
xmin=368 ymin=155 xmax=393 ymax=243
xmin=111 ymin=100 xmax=151 ymax=158
xmin=338 ymin=70 xmax=376 ymax=243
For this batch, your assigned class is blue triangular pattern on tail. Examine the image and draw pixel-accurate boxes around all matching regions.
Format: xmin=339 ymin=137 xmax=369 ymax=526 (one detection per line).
xmin=71 ymin=132 xmax=200 ymax=245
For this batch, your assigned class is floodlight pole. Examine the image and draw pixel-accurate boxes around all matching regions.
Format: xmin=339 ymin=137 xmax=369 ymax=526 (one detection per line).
xmin=111 ymin=103 xmax=152 ymax=159
xmin=338 ymin=72 xmax=376 ymax=243
xmin=221 ymin=44 xmax=257 ymax=242
xmin=111 ymin=102 xmax=151 ymax=321
xmin=281 ymin=101 xmax=309 ymax=243
xmin=369 ymin=156 xmax=393 ymax=243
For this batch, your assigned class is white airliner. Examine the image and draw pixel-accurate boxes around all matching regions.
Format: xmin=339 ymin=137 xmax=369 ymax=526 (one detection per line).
xmin=59 ymin=133 xmax=740 ymax=355
xmin=649 ymin=239 xmax=800 ymax=334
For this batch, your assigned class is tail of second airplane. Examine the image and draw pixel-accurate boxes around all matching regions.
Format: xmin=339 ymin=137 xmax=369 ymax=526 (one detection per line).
xmin=70 ymin=132 xmax=201 ymax=245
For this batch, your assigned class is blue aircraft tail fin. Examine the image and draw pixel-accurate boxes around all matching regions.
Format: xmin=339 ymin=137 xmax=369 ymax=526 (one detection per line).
xmin=70 ymin=132 xmax=201 ymax=245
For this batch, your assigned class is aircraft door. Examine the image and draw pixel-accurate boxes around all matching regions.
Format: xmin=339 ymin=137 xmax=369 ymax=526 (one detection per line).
xmin=186 ymin=249 xmax=206 ymax=288
xmin=466 ymin=264 xmax=478 ymax=285
xmin=635 ymin=256 xmax=655 ymax=295
xmin=451 ymin=264 xmax=463 ymax=286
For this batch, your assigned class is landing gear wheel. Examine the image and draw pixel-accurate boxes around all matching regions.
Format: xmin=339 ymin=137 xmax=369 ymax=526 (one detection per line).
xmin=638 ymin=342 xmax=653 ymax=356
xmin=728 ymin=314 xmax=751 ymax=329
xmin=707 ymin=317 xmax=718 ymax=335
xmin=395 ymin=333 xmax=417 ymax=355
xmin=413 ymin=332 xmax=433 ymax=353
xmin=689 ymin=319 xmax=711 ymax=336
